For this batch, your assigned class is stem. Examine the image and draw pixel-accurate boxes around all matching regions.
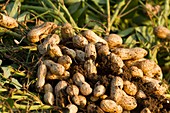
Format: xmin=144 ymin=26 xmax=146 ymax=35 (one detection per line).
xmin=85 ymin=2 xmax=107 ymax=18
xmin=58 ymin=3 xmax=77 ymax=27
xmin=109 ymin=0 xmax=125 ymax=32
xmin=106 ymin=0 xmax=110 ymax=35
xmin=164 ymin=0 xmax=169 ymax=26
xmin=21 ymin=5 xmax=68 ymax=23
xmin=0 ymin=46 xmax=37 ymax=52
xmin=14 ymin=104 xmax=52 ymax=110
xmin=0 ymin=27 xmax=22 ymax=38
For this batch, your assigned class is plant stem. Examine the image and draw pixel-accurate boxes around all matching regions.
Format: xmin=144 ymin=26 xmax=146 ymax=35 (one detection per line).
xmin=0 ymin=27 xmax=22 ymax=38
xmin=85 ymin=2 xmax=107 ymax=18
xmin=109 ymin=0 xmax=125 ymax=33
xmin=58 ymin=3 xmax=77 ymax=27
xmin=14 ymin=103 xmax=52 ymax=110
xmin=0 ymin=46 xmax=37 ymax=52
xmin=164 ymin=0 xmax=169 ymax=26
xmin=106 ymin=0 xmax=110 ymax=35
xmin=21 ymin=5 xmax=68 ymax=23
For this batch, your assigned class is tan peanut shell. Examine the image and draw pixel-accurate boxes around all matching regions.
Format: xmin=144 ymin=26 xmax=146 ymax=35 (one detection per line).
xmin=61 ymin=23 xmax=75 ymax=39
xmin=44 ymin=60 xmax=65 ymax=76
xmin=123 ymin=80 xmax=138 ymax=96
xmin=93 ymin=85 xmax=106 ymax=97
xmin=136 ymin=90 xmax=147 ymax=99
xmin=66 ymin=104 xmax=78 ymax=113
xmin=124 ymin=58 xmax=146 ymax=67
xmin=38 ymin=34 xmax=60 ymax=54
xmin=95 ymin=42 xmax=110 ymax=56
xmin=104 ymin=34 xmax=123 ymax=49
xmin=111 ymin=76 xmax=124 ymax=89
xmin=72 ymin=95 xmax=87 ymax=107
xmin=60 ymin=46 xmax=76 ymax=59
xmin=44 ymin=83 xmax=53 ymax=93
xmin=36 ymin=62 xmax=47 ymax=91
xmin=142 ymin=76 xmax=168 ymax=95
xmin=72 ymin=72 xmax=85 ymax=86
xmin=111 ymin=47 xmax=148 ymax=60
xmin=66 ymin=85 xmax=79 ymax=96
xmin=0 ymin=13 xmax=18 ymax=28
xmin=43 ymin=92 xmax=54 ymax=105
xmin=83 ymin=30 xmax=108 ymax=44
xmin=54 ymin=80 xmax=68 ymax=95
xmin=46 ymin=71 xmax=69 ymax=80
xmin=110 ymin=87 xmax=123 ymax=103
xmin=109 ymin=53 xmax=124 ymax=74
xmin=154 ymin=26 xmax=170 ymax=39
xmin=84 ymin=59 xmax=97 ymax=76
xmin=27 ymin=22 xmax=57 ymax=43
xmin=58 ymin=55 xmax=72 ymax=70
xmin=100 ymin=99 xmax=123 ymax=113
xmin=79 ymin=82 xmax=92 ymax=96
xmin=85 ymin=43 xmax=97 ymax=60
xmin=118 ymin=91 xmax=137 ymax=110
xmin=47 ymin=44 xmax=63 ymax=58
xmin=75 ymin=49 xmax=85 ymax=62
xmin=129 ymin=66 xmax=143 ymax=78
xmin=72 ymin=35 xmax=88 ymax=48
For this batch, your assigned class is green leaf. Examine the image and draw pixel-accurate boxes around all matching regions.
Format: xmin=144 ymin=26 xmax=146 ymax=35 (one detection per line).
xmin=1 ymin=66 xmax=11 ymax=79
xmin=73 ymin=6 xmax=87 ymax=21
xmin=11 ymin=78 xmax=22 ymax=89
xmin=64 ymin=0 xmax=81 ymax=5
xmin=9 ymin=0 xmax=21 ymax=18
xmin=6 ymin=98 xmax=14 ymax=108
xmin=118 ymin=27 xmax=134 ymax=37
xmin=124 ymin=34 xmax=137 ymax=48
xmin=17 ymin=11 xmax=30 ymax=22
xmin=68 ymin=2 xmax=81 ymax=14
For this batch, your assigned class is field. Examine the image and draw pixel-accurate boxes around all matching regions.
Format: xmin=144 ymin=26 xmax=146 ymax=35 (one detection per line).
xmin=0 ymin=0 xmax=170 ymax=112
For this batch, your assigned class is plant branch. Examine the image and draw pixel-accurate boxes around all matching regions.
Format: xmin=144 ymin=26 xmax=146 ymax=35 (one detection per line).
xmin=109 ymin=0 xmax=125 ymax=33
xmin=106 ymin=0 xmax=110 ymax=35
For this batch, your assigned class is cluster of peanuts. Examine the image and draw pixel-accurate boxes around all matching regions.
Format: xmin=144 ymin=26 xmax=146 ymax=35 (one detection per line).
xmin=26 ymin=22 xmax=169 ymax=113
xmin=0 ymin=12 xmax=169 ymax=113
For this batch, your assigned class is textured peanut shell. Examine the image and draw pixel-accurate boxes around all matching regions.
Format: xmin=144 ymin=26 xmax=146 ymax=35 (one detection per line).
xmin=79 ymin=82 xmax=92 ymax=96
xmin=66 ymin=85 xmax=79 ymax=96
xmin=75 ymin=49 xmax=85 ymax=62
xmin=36 ymin=62 xmax=47 ymax=91
xmin=93 ymin=85 xmax=106 ymax=97
xmin=0 ymin=13 xmax=18 ymax=28
xmin=27 ymin=22 xmax=57 ymax=43
xmin=104 ymin=34 xmax=122 ymax=49
xmin=85 ymin=43 xmax=97 ymax=60
xmin=44 ymin=92 xmax=54 ymax=105
xmin=100 ymin=99 xmax=123 ymax=113
xmin=111 ymin=47 xmax=148 ymax=60
xmin=44 ymin=60 xmax=65 ymax=76
xmin=47 ymin=44 xmax=63 ymax=58
xmin=123 ymin=80 xmax=138 ymax=96
xmin=58 ymin=55 xmax=72 ymax=70
xmin=66 ymin=104 xmax=78 ymax=113
xmin=60 ymin=46 xmax=76 ymax=59
xmin=84 ymin=59 xmax=97 ymax=76
xmin=54 ymin=80 xmax=68 ymax=95
xmin=44 ymin=83 xmax=53 ymax=93
xmin=72 ymin=35 xmax=88 ymax=48
xmin=72 ymin=72 xmax=85 ymax=86
xmin=83 ymin=30 xmax=107 ymax=44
